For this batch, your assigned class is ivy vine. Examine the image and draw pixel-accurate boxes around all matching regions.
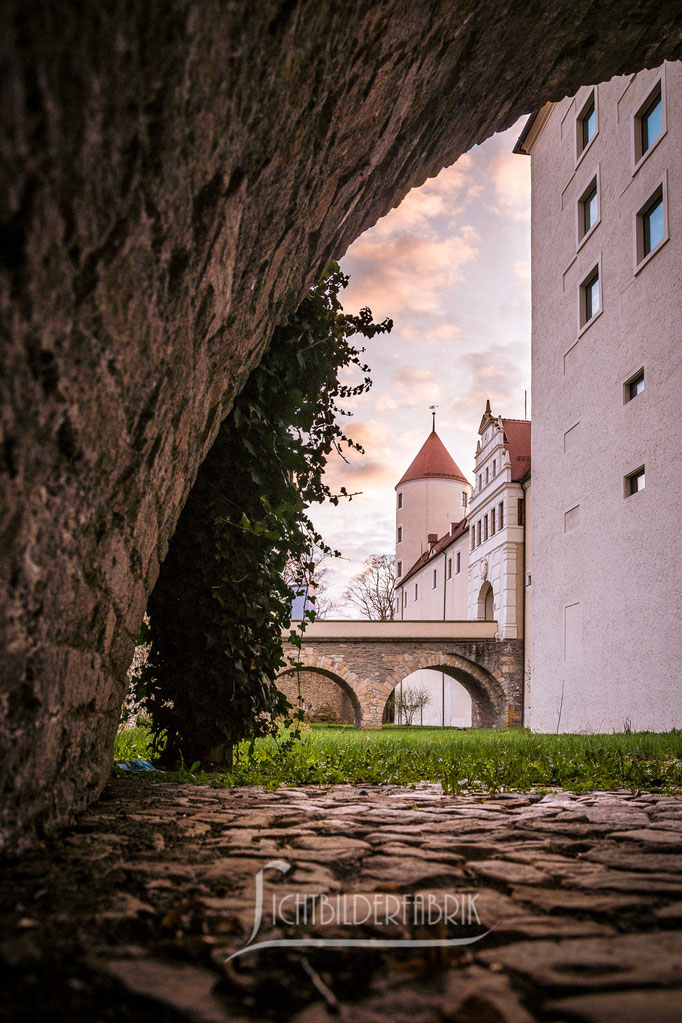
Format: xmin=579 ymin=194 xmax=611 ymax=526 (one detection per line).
xmin=137 ymin=263 xmax=392 ymax=765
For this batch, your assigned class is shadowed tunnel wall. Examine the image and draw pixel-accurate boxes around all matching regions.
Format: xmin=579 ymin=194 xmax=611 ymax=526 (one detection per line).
xmin=1 ymin=1 xmax=681 ymax=852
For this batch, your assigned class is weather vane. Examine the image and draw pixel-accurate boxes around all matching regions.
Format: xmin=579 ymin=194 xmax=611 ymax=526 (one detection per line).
xmin=429 ymin=404 xmax=439 ymax=431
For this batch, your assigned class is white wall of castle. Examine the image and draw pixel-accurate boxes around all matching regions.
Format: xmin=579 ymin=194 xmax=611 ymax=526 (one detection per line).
xmin=467 ymin=420 xmax=526 ymax=641
xmin=525 ymin=63 xmax=682 ymax=732
xmin=395 ymin=476 xmax=470 ymax=579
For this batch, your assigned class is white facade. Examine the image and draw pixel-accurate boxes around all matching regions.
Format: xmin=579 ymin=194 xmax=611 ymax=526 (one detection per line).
xmin=392 ymin=419 xmax=528 ymax=727
xmin=516 ymin=62 xmax=682 ymax=732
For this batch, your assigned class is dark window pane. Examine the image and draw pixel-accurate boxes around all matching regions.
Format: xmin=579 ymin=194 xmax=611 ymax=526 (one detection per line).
xmin=642 ymin=93 xmax=663 ymax=153
xmin=584 ymin=184 xmax=598 ymax=233
xmin=585 ymin=271 xmax=599 ymax=321
xmin=629 ymin=373 xmax=645 ymax=400
xmin=582 ymin=101 xmax=596 ymax=148
xmin=643 ymin=195 xmax=664 ymax=255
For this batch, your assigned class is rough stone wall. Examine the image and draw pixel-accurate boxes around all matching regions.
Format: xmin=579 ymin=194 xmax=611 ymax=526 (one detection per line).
xmin=282 ymin=638 xmax=523 ymax=729
xmin=1 ymin=2 xmax=681 ymax=852
xmin=276 ymin=672 xmax=356 ymax=725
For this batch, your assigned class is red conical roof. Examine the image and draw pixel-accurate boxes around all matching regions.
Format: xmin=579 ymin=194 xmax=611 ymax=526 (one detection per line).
xmin=397 ymin=430 xmax=468 ymax=487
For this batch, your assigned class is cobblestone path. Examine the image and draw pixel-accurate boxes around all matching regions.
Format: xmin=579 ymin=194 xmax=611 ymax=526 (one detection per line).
xmin=1 ymin=778 xmax=681 ymax=1021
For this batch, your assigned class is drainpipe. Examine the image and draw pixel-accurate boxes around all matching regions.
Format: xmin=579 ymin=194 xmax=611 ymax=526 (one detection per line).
xmin=442 ymin=548 xmax=448 ymax=728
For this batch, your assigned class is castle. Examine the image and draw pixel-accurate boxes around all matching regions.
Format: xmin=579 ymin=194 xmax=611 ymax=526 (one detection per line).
xmin=394 ymin=60 xmax=681 ymax=733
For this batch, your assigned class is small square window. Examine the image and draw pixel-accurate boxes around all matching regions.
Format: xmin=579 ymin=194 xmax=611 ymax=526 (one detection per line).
xmin=397 ymin=525 xmax=403 ymax=544
xmin=397 ymin=492 xmax=403 ymax=509
xmin=576 ymin=91 xmax=597 ymax=157
xmin=456 ymin=552 xmax=461 ymax=574
xmin=625 ymin=369 xmax=645 ymax=403
xmin=580 ymin=265 xmax=600 ymax=328
xmin=578 ymin=177 xmax=599 ymax=242
xmin=625 ymin=467 xmax=645 ymax=497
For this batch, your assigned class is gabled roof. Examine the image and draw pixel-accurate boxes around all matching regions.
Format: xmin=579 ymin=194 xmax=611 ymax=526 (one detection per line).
xmin=397 ymin=430 xmax=468 ymax=487
xmin=399 ymin=518 xmax=469 ymax=587
xmin=501 ymin=418 xmax=531 ymax=481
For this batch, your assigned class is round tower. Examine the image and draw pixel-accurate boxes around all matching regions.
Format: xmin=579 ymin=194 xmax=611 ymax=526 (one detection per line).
xmin=395 ymin=428 xmax=472 ymax=578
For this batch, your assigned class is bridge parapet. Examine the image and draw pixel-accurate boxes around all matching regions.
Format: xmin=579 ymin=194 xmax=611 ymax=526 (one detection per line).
xmin=285 ymin=620 xmax=499 ymax=641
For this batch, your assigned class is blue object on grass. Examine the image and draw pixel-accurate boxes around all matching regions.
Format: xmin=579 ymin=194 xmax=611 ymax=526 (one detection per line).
xmin=116 ymin=759 xmax=156 ymax=773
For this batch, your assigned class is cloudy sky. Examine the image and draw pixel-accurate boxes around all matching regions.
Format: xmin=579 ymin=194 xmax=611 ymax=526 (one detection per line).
xmin=309 ymin=119 xmax=531 ymax=612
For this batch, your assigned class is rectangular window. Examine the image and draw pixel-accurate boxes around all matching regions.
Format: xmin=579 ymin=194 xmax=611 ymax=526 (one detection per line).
xmin=456 ymin=552 xmax=461 ymax=574
xmin=641 ymin=86 xmax=663 ymax=155
xmin=576 ymin=91 xmax=597 ymax=157
xmin=580 ymin=264 xmax=600 ymax=328
xmin=625 ymin=466 xmax=645 ymax=497
xmin=492 ymin=459 xmax=497 ymax=477
xmin=447 ymin=557 xmax=452 ymax=580
xmin=564 ymin=504 xmax=581 ymax=532
xmin=637 ymin=185 xmax=665 ymax=264
xmin=397 ymin=492 xmax=403 ymax=509
xmin=432 ymin=568 xmax=437 ymax=589
xmin=499 ymin=501 xmax=504 ymax=529
xmin=414 ymin=583 xmax=418 ymax=601
xmin=403 ymin=590 xmax=407 ymax=609
xmin=477 ymin=520 xmax=481 ymax=545
xmin=491 ymin=508 xmax=496 ymax=534
xmin=395 ymin=597 xmax=399 ymax=614
xmin=471 ymin=530 xmax=476 ymax=551
xmin=397 ymin=525 xmax=402 ymax=544
xmin=484 ymin=514 xmax=489 ymax=541
xmin=517 ymin=498 xmax=525 ymax=527
xmin=397 ymin=561 xmax=402 ymax=578
xmin=578 ymin=176 xmax=599 ymax=242
xmin=625 ymin=369 xmax=645 ymax=403
xmin=478 ymin=474 xmax=482 ymax=490
xmin=485 ymin=467 xmax=489 ymax=484
xmin=461 ymin=491 xmax=468 ymax=509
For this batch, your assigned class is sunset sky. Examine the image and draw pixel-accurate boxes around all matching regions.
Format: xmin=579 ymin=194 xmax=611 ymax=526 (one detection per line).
xmin=310 ymin=118 xmax=532 ymax=613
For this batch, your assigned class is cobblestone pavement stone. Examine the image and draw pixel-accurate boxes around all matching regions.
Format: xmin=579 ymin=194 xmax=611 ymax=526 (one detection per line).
xmin=1 ymin=778 xmax=681 ymax=1021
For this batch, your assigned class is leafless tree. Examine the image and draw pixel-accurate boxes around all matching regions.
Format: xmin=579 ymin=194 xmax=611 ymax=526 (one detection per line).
xmin=395 ymin=684 xmax=430 ymax=725
xmin=343 ymin=553 xmax=396 ymax=621
xmin=284 ymin=545 xmax=339 ymax=620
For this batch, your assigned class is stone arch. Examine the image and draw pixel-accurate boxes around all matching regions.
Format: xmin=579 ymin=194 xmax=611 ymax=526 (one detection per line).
xmin=377 ymin=650 xmax=507 ymax=730
xmin=278 ymin=652 xmax=363 ymax=728
xmin=477 ymin=582 xmax=495 ymax=622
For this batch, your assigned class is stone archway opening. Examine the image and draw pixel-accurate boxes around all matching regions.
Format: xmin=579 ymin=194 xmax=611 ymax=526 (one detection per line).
xmin=276 ymin=667 xmax=362 ymax=729
xmin=379 ymin=653 xmax=507 ymax=730
xmin=477 ymin=582 xmax=495 ymax=622
xmin=384 ymin=668 xmax=472 ymax=728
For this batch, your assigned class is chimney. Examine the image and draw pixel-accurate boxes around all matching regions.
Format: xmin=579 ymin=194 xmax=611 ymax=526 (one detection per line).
xmin=450 ymin=521 xmax=460 ymax=535
xmin=428 ymin=533 xmax=438 ymax=550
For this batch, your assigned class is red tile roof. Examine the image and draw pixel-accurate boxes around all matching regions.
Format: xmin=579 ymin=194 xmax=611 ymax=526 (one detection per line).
xmin=397 ymin=430 xmax=469 ymax=487
xmin=501 ymin=418 xmax=531 ymax=481
xmin=399 ymin=518 xmax=469 ymax=586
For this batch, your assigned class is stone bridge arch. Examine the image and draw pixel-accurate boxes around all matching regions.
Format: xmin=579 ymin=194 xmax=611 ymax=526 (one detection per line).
xmin=363 ymin=650 xmax=507 ymax=730
xmin=277 ymin=661 xmax=363 ymax=728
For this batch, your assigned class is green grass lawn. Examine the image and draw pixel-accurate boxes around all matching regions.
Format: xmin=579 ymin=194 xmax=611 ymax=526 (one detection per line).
xmin=115 ymin=723 xmax=682 ymax=794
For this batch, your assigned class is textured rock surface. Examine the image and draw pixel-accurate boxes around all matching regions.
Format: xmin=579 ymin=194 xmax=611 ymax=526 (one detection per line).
xmin=0 ymin=783 xmax=681 ymax=1020
xmin=1 ymin=2 xmax=682 ymax=853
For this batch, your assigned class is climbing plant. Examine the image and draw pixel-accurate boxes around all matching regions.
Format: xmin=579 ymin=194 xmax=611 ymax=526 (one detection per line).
xmin=137 ymin=263 xmax=391 ymax=765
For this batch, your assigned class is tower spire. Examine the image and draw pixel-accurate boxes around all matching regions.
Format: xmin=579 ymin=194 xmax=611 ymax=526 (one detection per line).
xmin=429 ymin=404 xmax=439 ymax=432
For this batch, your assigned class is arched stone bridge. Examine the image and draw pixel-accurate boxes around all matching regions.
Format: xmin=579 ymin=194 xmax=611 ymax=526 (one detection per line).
xmin=281 ymin=621 xmax=523 ymax=729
